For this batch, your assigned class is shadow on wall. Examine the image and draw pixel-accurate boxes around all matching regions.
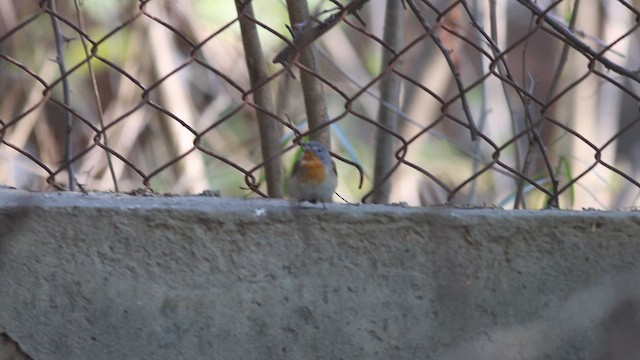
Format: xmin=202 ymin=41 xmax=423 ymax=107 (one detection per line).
xmin=0 ymin=333 xmax=33 ymax=360
xmin=441 ymin=268 xmax=640 ymax=360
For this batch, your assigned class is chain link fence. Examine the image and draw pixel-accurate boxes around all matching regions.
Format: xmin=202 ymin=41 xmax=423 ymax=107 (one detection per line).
xmin=1 ymin=0 xmax=639 ymax=209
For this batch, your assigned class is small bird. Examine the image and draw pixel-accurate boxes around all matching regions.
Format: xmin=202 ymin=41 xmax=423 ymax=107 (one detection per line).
xmin=289 ymin=140 xmax=338 ymax=204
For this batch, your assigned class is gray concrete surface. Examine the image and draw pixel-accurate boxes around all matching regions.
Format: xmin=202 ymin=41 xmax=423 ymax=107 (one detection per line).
xmin=1 ymin=189 xmax=640 ymax=360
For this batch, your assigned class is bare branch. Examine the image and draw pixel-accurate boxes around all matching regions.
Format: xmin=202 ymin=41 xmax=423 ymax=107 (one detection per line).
xmin=272 ymin=0 xmax=370 ymax=71
xmin=47 ymin=0 xmax=76 ymax=191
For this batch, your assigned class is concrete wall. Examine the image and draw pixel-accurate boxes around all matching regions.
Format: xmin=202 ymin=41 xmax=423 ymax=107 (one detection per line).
xmin=1 ymin=189 xmax=640 ymax=360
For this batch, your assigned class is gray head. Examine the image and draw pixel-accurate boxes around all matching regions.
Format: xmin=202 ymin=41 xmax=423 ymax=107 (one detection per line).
xmin=304 ymin=140 xmax=330 ymax=157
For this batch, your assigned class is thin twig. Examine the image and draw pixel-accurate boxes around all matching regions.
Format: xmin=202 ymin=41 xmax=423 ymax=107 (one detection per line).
xmin=72 ymin=0 xmax=118 ymax=192
xmin=516 ymin=0 xmax=640 ymax=83
xmin=406 ymin=0 xmax=478 ymax=141
xmin=282 ymin=0 xmax=336 ymax=146
xmin=459 ymin=2 xmax=560 ymax=208
xmin=273 ymin=0 xmax=370 ymax=71
xmin=514 ymin=6 xmax=539 ymax=209
xmin=370 ymin=0 xmax=404 ymax=204
xmin=47 ymin=0 xmax=76 ymax=190
xmin=546 ymin=0 xmax=580 ymax=103
xmin=235 ymin=0 xmax=284 ymax=198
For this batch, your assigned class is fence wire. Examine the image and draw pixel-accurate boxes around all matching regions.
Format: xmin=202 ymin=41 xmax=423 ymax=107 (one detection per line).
xmin=1 ymin=0 xmax=640 ymax=209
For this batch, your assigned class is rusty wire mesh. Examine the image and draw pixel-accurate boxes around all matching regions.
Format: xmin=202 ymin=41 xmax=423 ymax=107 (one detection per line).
xmin=1 ymin=0 xmax=640 ymax=209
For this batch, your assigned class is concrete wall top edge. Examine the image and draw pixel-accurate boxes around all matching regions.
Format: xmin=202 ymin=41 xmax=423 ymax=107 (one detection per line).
xmin=1 ymin=188 xmax=638 ymax=220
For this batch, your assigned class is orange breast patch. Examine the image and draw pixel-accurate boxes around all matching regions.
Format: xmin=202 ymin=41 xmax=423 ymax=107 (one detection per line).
xmin=300 ymin=151 xmax=326 ymax=183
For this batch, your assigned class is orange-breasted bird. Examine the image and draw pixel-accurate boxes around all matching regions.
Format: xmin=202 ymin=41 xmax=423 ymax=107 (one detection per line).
xmin=289 ymin=140 xmax=338 ymax=203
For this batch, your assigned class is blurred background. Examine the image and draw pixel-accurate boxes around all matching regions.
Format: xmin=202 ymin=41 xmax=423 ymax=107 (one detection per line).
xmin=1 ymin=0 xmax=640 ymax=209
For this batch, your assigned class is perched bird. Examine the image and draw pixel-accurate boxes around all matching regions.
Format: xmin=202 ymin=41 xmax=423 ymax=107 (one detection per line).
xmin=289 ymin=140 xmax=338 ymax=204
